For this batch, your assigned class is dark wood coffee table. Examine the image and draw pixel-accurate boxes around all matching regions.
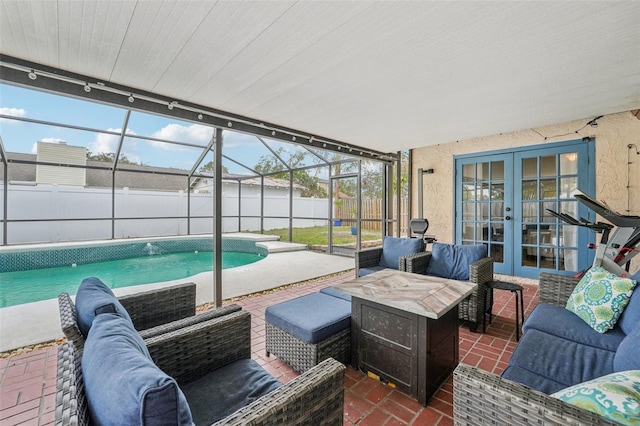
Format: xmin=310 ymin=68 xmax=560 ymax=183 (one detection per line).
xmin=332 ymin=269 xmax=477 ymax=405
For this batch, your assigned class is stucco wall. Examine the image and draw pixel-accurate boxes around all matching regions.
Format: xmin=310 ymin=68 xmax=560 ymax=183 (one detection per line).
xmin=412 ymin=110 xmax=640 ymax=271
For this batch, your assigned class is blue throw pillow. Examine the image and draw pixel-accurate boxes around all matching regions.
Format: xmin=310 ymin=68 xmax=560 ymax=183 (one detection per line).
xmin=378 ymin=237 xmax=424 ymax=270
xmin=426 ymin=243 xmax=487 ymax=280
xmin=82 ymin=313 xmax=193 ymax=426
xmin=75 ymin=277 xmax=133 ymax=338
xmin=617 ymin=269 xmax=640 ymax=335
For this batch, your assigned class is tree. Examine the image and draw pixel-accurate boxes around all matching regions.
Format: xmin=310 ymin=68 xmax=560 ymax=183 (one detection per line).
xmin=199 ymin=161 xmax=229 ymax=175
xmin=254 ymin=148 xmax=327 ymax=198
xmin=86 ymin=151 xmax=139 ymax=165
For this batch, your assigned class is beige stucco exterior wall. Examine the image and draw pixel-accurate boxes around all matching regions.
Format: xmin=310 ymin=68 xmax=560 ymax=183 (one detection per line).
xmin=411 ymin=110 xmax=640 ymax=272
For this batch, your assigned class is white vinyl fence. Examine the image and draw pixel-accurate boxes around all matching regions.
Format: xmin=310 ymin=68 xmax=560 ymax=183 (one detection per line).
xmin=0 ymin=184 xmax=329 ymax=245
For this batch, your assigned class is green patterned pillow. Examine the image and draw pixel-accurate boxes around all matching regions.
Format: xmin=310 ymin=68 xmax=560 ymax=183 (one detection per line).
xmin=551 ymin=370 xmax=640 ymax=425
xmin=566 ymin=265 xmax=637 ymax=333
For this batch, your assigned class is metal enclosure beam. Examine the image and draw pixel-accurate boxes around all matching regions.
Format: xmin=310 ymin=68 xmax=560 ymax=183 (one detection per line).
xmin=213 ymin=128 xmax=223 ymax=307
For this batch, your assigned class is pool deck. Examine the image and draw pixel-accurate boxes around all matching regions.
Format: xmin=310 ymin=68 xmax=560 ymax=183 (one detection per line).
xmin=0 ymin=234 xmax=354 ymax=353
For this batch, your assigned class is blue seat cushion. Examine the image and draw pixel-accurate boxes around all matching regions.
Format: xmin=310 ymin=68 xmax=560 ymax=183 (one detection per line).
xmin=180 ymin=359 xmax=281 ymax=424
xmin=265 ymin=293 xmax=351 ymax=344
xmin=426 ymin=243 xmax=487 ymax=280
xmin=614 ymin=323 xmax=640 ymax=372
xmin=82 ymin=313 xmax=193 ymax=426
xmin=507 ymin=328 xmax=615 ymax=391
xmin=617 ymin=269 xmax=640 ymax=335
xmin=523 ymin=304 xmax=626 ymax=352
xmin=378 ymin=237 xmax=424 ymax=270
xmin=319 ymin=286 xmax=352 ymax=302
xmin=75 ymin=277 xmax=133 ymax=338
xmin=501 ymin=365 xmax=567 ymax=395
xmin=358 ymin=266 xmax=386 ymax=277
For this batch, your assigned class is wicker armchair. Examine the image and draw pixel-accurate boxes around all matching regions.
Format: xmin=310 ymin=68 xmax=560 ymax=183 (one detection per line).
xmin=55 ymin=310 xmax=346 ymax=425
xmin=355 ymin=244 xmax=430 ymax=277
xmin=404 ymin=253 xmax=493 ymax=332
xmin=453 ymin=363 xmax=619 ymax=425
xmin=58 ymin=282 xmax=241 ymax=354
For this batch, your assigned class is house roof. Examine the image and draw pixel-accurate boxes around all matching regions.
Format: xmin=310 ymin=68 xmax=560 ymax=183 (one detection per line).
xmin=1 ymin=1 xmax=638 ymax=153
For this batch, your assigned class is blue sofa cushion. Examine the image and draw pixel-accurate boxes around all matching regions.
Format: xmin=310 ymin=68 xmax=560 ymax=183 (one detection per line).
xmin=617 ymin=269 xmax=640 ymax=335
xmin=378 ymin=237 xmax=424 ymax=270
xmin=501 ymin=365 xmax=567 ymax=395
xmin=82 ymin=313 xmax=193 ymax=426
xmin=265 ymin=293 xmax=351 ymax=344
xmin=358 ymin=266 xmax=386 ymax=277
xmin=506 ymin=328 xmax=616 ymax=392
xmin=180 ymin=358 xmax=281 ymax=424
xmin=426 ymin=243 xmax=487 ymax=280
xmin=319 ymin=286 xmax=352 ymax=302
xmin=614 ymin=323 xmax=640 ymax=372
xmin=523 ymin=304 xmax=626 ymax=352
xmin=75 ymin=277 xmax=133 ymax=338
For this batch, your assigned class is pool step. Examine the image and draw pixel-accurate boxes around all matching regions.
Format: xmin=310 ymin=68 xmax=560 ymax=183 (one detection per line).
xmin=257 ymin=241 xmax=308 ymax=253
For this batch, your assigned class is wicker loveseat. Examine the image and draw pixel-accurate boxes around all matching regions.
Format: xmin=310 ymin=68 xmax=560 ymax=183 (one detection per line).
xmin=454 ymin=271 xmax=640 ymax=425
xmin=55 ymin=281 xmax=346 ymax=425
xmin=404 ymin=243 xmax=493 ymax=332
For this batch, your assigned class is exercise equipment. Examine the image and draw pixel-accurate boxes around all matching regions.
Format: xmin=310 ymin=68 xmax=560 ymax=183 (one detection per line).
xmin=546 ymin=190 xmax=640 ymax=277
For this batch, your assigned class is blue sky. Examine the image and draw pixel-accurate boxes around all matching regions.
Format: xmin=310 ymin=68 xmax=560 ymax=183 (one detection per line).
xmin=0 ymin=83 xmax=299 ymax=174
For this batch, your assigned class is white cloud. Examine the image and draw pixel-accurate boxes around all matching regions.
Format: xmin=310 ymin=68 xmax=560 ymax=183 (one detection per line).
xmin=0 ymin=107 xmax=26 ymax=122
xmin=88 ymin=128 xmax=140 ymax=163
xmin=150 ymin=123 xmax=213 ymax=150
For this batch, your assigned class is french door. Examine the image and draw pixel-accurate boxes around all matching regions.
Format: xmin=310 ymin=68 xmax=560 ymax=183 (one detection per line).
xmin=455 ymin=139 xmax=595 ymax=278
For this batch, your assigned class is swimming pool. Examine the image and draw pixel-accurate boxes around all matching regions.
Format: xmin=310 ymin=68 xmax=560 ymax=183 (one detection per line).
xmin=0 ymin=237 xmax=268 ymax=308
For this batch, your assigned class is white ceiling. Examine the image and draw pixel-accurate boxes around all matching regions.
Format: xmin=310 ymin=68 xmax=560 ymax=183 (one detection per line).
xmin=1 ymin=1 xmax=639 ymax=153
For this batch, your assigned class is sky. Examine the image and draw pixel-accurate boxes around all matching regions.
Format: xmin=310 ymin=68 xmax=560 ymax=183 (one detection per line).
xmin=0 ymin=83 xmax=348 ymax=176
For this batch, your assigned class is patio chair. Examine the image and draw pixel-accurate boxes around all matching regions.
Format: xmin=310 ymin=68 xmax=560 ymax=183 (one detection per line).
xmin=404 ymin=243 xmax=493 ymax=332
xmin=355 ymin=236 xmax=428 ymax=277
xmin=58 ymin=278 xmax=240 ymax=354
xmin=55 ymin=310 xmax=346 ymax=425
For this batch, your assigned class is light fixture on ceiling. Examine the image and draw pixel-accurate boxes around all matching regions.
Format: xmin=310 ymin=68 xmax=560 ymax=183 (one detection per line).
xmin=197 ymin=113 xmax=203 ymax=120
xmin=309 ymin=137 xmax=314 ymax=144
xmin=587 ymin=116 xmax=603 ymax=127
xmin=28 ymin=70 xmax=37 ymax=80
xmin=227 ymin=121 xmax=233 ymax=127
xmin=84 ymin=84 xmax=91 ymax=93
xmin=168 ymin=101 xmax=178 ymax=110
xmin=323 ymin=143 xmax=327 ymax=148
xmin=271 ymin=130 xmax=276 ymax=136
xmin=292 ymin=136 xmax=296 ymax=141
xmin=128 ymin=95 xmax=135 ymax=103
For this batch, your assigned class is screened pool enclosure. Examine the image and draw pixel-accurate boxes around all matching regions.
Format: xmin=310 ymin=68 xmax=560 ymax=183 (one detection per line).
xmin=0 ymin=57 xmax=410 ymax=305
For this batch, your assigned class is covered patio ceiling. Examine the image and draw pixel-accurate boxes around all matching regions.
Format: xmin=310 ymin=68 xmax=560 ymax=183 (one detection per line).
xmin=1 ymin=1 xmax=639 ymax=154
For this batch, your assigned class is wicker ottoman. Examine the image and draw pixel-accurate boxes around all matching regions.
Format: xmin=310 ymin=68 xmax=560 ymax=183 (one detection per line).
xmin=265 ymin=292 xmax=351 ymax=372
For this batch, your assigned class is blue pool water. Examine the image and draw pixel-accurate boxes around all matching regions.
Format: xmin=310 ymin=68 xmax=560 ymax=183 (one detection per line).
xmin=0 ymin=238 xmax=267 ymax=308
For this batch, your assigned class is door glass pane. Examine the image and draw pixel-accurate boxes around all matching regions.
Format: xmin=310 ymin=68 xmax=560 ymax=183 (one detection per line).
xmin=560 ymin=152 xmax=578 ymax=174
xmin=462 ymin=223 xmax=474 ymax=239
xmin=522 ymin=201 xmax=537 ymax=222
xmin=540 ymin=155 xmax=556 ymax=177
xmin=477 ymin=203 xmax=489 ymax=220
xmin=463 ymin=183 xmax=476 ymax=200
xmin=560 ymin=177 xmax=577 ymax=198
xmin=491 ymin=183 xmax=504 ymax=200
xmin=522 ymin=180 xmax=537 ymax=200
xmin=491 ymin=161 xmax=504 ymax=180
xmin=491 ymin=202 xmax=504 ymax=220
xmin=463 ymin=203 xmax=474 ymax=220
xmin=522 ymin=158 xmax=537 ymax=178
xmin=491 ymin=244 xmax=504 ymax=262
xmin=477 ymin=162 xmax=489 ymax=180
xmin=540 ymin=178 xmax=556 ymax=199
xmin=560 ymin=200 xmax=577 ymax=217
xmin=462 ymin=164 xmax=474 ymax=181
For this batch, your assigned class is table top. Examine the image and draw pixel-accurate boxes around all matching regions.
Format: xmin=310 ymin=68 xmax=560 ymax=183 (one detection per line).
xmin=332 ymin=269 xmax=477 ymax=319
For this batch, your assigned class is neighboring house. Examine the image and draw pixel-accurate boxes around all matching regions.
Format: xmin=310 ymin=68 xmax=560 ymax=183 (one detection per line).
xmin=4 ymin=144 xmax=307 ymax=198
xmin=192 ymin=173 xmax=306 ymax=198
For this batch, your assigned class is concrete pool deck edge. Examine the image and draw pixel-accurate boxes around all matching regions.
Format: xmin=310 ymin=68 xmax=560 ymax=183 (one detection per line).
xmin=0 ymin=247 xmax=354 ymax=352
